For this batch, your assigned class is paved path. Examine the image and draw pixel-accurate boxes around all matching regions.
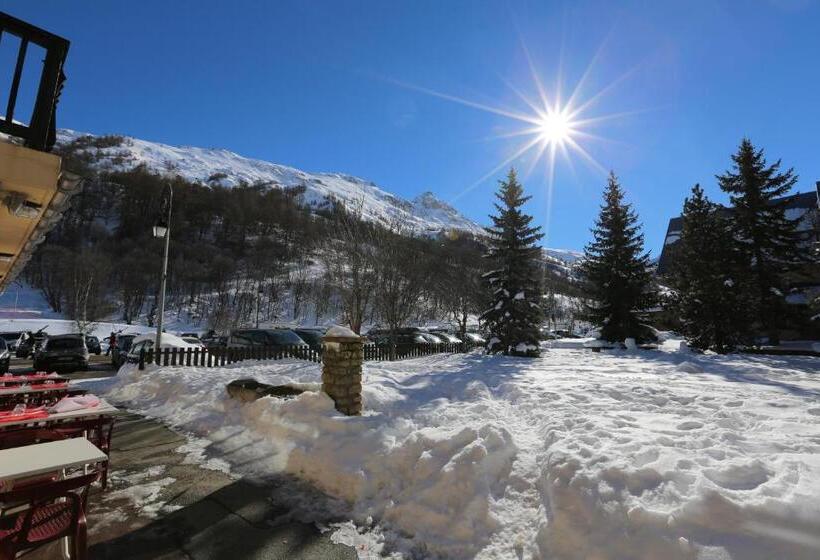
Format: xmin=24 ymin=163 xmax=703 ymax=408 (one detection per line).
xmin=26 ymin=411 xmax=357 ymax=560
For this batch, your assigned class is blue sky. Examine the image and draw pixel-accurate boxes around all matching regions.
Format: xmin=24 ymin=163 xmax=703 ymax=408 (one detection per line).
xmin=4 ymin=0 xmax=819 ymax=255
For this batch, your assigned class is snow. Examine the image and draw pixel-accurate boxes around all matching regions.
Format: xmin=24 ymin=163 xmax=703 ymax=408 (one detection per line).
xmin=97 ymin=344 xmax=820 ymax=558
xmin=130 ymin=331 xmax=199 ymax=349
xmin=0 ymin=317 xmax=154 ymax=340
xmin=325 ymin=325 xmax=359 ymax=338
xmin=56 ymin=129 xmax=485 ymax=236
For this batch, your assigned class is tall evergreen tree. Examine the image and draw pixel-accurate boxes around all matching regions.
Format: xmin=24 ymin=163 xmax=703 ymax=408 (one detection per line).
xmin=672 ymin=184 xmax=750 ymax=352
xmin=481 ymin=169 xmax=544 ymax=357
xmin=717 ymin=139 xmax=803 ymax=343
xmin=580 ymin=172 xmax=655 ymax=343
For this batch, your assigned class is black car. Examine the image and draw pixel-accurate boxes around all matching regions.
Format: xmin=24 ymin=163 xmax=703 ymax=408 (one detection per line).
xmin=0 ymin=332 xmax=22 ymax=354
xmin=228 ymin=328 xmax=308 ymax=350
xmin=293 ymin=328 xmax=327 ymax=352
xmin=85 ymin=335 xmax=102 ymax=354
xmin=33 ymin=334 xmax=89 ymax=372
xmin=202 ymin=334 xmax=227 ymax=349
xmin=0 ymin=339 xmax=10 ymax=374
xmin=366 ymin=329 xmax=428 ymax=345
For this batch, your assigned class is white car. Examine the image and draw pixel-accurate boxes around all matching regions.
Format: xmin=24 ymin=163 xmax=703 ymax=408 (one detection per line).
xmin=126 ymin=333 xmax=200 ymax=363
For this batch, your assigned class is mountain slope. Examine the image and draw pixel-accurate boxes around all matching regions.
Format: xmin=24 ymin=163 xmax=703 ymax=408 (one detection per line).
xmin=57 ymin=129 xmax=583 ymax=265
xmin=58 ymin=129 xmax=484 ymax=236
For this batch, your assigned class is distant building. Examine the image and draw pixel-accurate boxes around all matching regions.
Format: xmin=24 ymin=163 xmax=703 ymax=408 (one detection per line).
xmin=657 ymin=184 xmax=820 ymax=276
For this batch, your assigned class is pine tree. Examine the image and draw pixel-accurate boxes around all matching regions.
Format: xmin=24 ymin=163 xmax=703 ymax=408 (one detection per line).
xmin=481 ymin=168 xmax=544 ymax=357
xmin=672 ymin=185 xmax=750 ymax=352
xmin=717 ymin=139 xmax=803 ymax=344
xmin=580 ymin=172 xmax=655 ymax=343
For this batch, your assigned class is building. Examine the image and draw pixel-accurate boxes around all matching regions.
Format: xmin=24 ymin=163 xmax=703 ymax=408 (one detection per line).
xmin=657 ymin=184 xmax=820 ymax=276
xmin=0 ymin=12 xmax=81 ymax=293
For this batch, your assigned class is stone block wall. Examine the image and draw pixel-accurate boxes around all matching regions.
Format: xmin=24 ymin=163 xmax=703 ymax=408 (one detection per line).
xmin=321 ymin=334 xmax=363 ymax=415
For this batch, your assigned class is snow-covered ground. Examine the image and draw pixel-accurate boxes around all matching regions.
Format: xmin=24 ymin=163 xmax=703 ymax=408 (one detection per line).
xmin=84 ymin=342 xmax=819 ymax=559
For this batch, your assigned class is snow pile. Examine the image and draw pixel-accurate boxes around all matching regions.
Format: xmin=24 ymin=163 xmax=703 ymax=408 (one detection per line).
xmin=104 ymin=347 xmax=820 ymax=558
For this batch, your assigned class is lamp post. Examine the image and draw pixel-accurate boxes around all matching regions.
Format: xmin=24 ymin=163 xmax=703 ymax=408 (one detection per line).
xmin=153 ymin=184 xmax=173 ymax=363
xmin=255 ymin=282 xmax=263 ymax=328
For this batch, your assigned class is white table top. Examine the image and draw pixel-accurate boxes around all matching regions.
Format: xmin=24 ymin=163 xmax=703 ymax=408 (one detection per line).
xmin=0 ymin=399 xmax=120 ymax=430
xmin=0 ymin=438 xmax=107 ymax=482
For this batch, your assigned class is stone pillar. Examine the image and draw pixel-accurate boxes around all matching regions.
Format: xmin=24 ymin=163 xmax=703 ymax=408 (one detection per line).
xmin=321 ymin=327 xmax=363 ymax=416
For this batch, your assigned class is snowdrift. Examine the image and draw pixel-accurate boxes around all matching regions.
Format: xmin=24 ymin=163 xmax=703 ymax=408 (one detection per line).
xmin=103 ymin=346 xmax=820 ymax=559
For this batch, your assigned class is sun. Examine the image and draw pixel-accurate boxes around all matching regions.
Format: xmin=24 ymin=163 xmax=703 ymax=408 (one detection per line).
xmin=536 ymin=110 xmax=573 ymax=145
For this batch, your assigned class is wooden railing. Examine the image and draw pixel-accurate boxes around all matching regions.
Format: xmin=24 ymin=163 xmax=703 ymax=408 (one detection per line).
xmin=0 ymin=12 xmax=70 ymax=152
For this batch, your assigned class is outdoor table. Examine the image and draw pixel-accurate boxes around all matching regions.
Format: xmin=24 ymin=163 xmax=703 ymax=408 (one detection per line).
xmin=0 ymin=383 xmax=70 ymax=396
xmin=0 ymin=374 xmax=69 ymax=387
xmin=0 ymin=438 xmax=106 ymax=484
xmin=0 ymin=399 xmax=120 ymax=431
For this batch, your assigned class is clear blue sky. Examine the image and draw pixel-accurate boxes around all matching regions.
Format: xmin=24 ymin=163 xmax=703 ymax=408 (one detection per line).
xmin=4 ymin=0 xmax=819 ymax=255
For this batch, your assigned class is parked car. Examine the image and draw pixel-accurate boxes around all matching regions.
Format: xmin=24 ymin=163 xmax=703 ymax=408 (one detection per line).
xmin=0 ymin=332 xmax=23 ymax=354
xmin=85 ymin=335 xmax=102 ymax=354
xmin=430 ymin=331 xmax=463 ymax=344
xmin=181 ymin=336 xmax=205 ymax=348
xmin=33 ymin=334 xmax=89 ymax=372
xmin=0 ymin=339 xmax=9 ymax=374
xmin=293 ymin=327 xmax=327 ymax=353
xmin=420 ymin=332 xmax=445 ymax=344
xmin=127 ymin=333 xmax=201 ymax=363
xmin=227 ymin=328 xmax=309 ymax=350
xmin=463 ymin=332 xmax=487 ymax=345
xmin=366 ymin=329 xmax=428 ymax=345
xmin=112 ymin=334 xmax=137 ymax=368
xmin=202 ymin=334 xmax=227 ymax=349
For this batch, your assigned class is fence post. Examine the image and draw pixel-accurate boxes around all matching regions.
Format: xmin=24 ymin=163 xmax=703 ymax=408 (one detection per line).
xmin=138 ymin=348 xmax=145 ymax=370
xmin=170 ymin=348 xmax=177 ymax=366
xmin=321 ymin=328 xmax=363 ymax=416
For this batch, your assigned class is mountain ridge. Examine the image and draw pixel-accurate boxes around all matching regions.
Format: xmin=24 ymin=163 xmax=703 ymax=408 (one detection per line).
xmin=57 ymin=129 xmax=583 ymax=264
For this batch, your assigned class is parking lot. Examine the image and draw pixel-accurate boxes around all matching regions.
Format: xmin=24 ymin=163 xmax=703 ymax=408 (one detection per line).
xmin=6 ymin=353 xmax=117 ymax=377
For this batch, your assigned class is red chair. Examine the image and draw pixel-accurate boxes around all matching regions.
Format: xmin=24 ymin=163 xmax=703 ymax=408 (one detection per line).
xmin=0 ymin=471 xmax=98 ymax=560
xmin=0 ymin=428 xmax=66 ymax=450
xmin=54 ymin=418 xmax=115 ymax=489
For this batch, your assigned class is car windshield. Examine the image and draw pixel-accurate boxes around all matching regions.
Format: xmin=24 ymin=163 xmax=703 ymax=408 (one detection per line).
xmin=233 ymin=330 xmax=268 ymax=345
xmin=295 ymin=330 xmax=322 ymax=344
xmin=0 ymin=333 xmax=20 ymax=341
xmin=0 ymin=339 xmax=6 ymax=350
xmin=267 ymin=330 xmax=305 ymax=345
xmin=46 ymin=338 xmax=84 ymax=351
xmin=119 ymin=337 xmax=135 ymax=351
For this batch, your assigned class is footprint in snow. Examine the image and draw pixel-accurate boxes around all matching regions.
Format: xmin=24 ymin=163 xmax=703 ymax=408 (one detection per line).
xmin=677 ymin=421 xmax=703 ymax=430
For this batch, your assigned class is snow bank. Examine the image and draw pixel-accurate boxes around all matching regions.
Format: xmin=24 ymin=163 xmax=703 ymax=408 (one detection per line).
xmin=104 ymin=346 xmax=820 ymax=559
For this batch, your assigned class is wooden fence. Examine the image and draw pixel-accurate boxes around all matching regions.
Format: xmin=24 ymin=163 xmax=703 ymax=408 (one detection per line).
xmin=138 ymin=342 xmax=474 ymax=370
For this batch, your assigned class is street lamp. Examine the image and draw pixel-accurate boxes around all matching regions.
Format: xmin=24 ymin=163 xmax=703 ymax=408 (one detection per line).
xmin=153 ymin=184 xmax=173 ymax=362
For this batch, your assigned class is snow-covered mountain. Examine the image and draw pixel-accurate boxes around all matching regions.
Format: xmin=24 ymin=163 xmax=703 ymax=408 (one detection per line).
xmin=57 ymin=129 xmax=583 ymax=264
xmin=58 ymin=129 xmax=484 ymax=236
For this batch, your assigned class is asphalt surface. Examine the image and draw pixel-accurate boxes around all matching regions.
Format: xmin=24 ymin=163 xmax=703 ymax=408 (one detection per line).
xmin=21 ymin=410 xmax=357 ymax=559
xmin=6 ymin=352 xmax=117 ymax=377
xmin=9 ymin=367 xmax=360 ymax=560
